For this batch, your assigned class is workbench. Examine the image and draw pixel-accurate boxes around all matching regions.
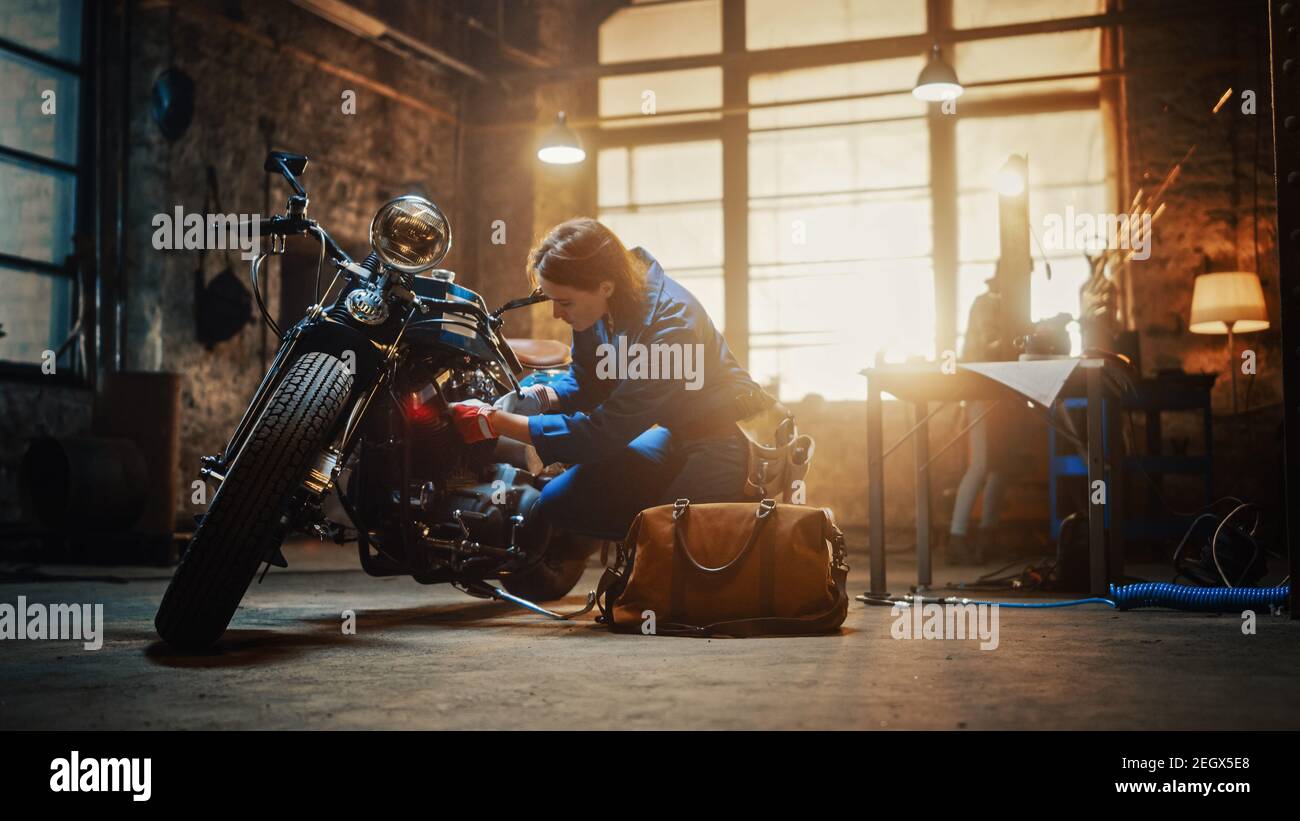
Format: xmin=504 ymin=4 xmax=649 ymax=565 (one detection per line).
xmin=861 ymin=358 xmax=1131 ymax=598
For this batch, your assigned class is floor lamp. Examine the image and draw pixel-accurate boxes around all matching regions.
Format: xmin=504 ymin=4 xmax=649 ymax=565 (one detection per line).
xmin=1189 ymin=271 xmax=1270 ymax=414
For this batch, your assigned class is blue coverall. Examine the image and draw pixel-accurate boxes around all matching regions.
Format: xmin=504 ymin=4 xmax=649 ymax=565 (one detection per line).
xmin=528 ymin=248 xmax=765 ymax=541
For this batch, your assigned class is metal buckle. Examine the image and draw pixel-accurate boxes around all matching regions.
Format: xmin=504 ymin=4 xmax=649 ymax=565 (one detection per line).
xmin=756 ymin=498 xmax=777 ymax=518
xmin=672 ymin=498 xmax=690 ymax=519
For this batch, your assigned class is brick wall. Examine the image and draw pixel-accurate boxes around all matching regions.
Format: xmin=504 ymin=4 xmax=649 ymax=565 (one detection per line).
xmin=1121 ymin=0 xmax=1284 ymax=535
xmin=118 ymin=1 xmax=467 ymax=522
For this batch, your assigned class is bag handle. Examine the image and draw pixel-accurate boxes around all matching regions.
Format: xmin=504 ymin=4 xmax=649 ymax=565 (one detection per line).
xmin=671 ymin=497 xmax=776 ymax=574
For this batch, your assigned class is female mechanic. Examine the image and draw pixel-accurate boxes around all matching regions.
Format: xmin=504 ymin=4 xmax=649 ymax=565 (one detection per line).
xmin=447 ymin=217 xmax=774 ymax=540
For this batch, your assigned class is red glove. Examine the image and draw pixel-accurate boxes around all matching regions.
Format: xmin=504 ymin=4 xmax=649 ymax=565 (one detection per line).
xmin=447 ymin=399 xmax=498 ymax=443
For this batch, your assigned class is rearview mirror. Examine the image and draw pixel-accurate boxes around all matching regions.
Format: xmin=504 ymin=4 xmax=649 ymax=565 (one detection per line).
xmin=264 ymin=151 xmax=307 ymax=177
xmin=265 ymin=151 xmax=309 ymax=197
xmin=492 ymin=289 xmax=551 ymax=322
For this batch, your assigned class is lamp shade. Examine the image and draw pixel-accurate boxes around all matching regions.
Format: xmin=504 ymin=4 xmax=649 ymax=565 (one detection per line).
xmin=537 ymin=111 xmax=586 ymax=165
xmin=1188 ymin=271 xmax=1270 ymax=334
xmin=912 ymin=44 xmax=963 ymax=102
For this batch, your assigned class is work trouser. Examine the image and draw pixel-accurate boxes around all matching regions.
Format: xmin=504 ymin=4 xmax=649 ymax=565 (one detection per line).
xmin=535 ymin=424 xmax=751 ymax=541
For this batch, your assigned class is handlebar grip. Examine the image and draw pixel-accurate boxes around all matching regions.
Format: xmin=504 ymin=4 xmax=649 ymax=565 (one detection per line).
xmin=237 ymin=216 xmax=290 ymax=235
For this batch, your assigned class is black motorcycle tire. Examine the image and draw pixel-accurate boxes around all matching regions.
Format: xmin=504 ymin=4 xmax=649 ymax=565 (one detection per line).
xmin=501 ymin=531 xmax=597 ymax=602
xmin=155 ymin=351 xmax=352 ymax=650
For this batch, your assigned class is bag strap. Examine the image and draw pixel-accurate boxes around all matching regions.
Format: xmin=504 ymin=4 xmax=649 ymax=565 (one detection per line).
xmin=595 ymin=515 xmax=639 ymax=626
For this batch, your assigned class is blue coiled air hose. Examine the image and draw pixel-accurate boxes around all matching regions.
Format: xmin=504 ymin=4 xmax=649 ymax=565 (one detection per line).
xmin=1107 ymin=582 xmax=1290 ymax=612
xmin=910 ymin=583 xmax=1290 ymax=612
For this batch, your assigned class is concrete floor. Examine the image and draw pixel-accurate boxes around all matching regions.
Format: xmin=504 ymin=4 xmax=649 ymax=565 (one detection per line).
xmin=1 ymin=538 xmax=1297 ymax=730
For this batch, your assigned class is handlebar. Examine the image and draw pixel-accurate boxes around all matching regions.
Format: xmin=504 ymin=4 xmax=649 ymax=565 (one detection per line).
xmin=243 ymin=215 xmax=352 ymax=265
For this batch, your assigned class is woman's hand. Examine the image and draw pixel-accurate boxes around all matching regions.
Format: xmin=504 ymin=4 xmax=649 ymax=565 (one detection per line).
xmin=493 ymin=384 xmax=557 ymax=416
xmin=447 ymin=399 xmax=499 ymax=443
xmin=448 ymin=399 xmax=535 ymax=445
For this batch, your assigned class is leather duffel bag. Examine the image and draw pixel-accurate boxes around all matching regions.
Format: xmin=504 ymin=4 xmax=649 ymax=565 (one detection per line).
xmin=595 ymin=498 xmax=849 ymax=637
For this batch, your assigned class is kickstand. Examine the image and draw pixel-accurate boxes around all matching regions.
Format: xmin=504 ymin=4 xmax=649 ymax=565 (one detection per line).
xmin=464 ymin=581 xmax=597 ymax=621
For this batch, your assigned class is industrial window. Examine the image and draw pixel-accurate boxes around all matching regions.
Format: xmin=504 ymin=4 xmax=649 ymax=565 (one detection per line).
xmin=596 ymin=0 xmax=1115 ymax=402
xmin=748 ymin=59 xmax=933 ymax=401
xmin=0 ymin=0 xmax=85 ymax=374
xmin=596 ymin=1 xmax=725 ymax=324
xmin=597 ymin=141 xmax=726 ymax=327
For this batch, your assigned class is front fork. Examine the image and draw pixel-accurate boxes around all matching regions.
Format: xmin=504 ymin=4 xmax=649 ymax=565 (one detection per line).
xmin=201 ymin=308 xmax=391 ymax=495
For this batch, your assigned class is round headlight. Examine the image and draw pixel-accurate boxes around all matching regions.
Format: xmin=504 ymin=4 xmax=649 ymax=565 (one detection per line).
xmin=369 ymin=195 xmax=452 ymax=273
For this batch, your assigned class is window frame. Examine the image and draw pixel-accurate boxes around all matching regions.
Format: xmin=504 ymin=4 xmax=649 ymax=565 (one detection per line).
xmin=592 ymin=0 xmax=1124 ymax=400
xmin=0 ymin=0 xmax=95 ymax=385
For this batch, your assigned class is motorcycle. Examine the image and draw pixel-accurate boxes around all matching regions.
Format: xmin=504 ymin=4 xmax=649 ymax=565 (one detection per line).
xmin=154 ymin=151 xmax=598 ymax=650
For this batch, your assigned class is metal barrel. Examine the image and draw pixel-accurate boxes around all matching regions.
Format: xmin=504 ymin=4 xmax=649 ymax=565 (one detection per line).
xmin=20 ymin=436 xmax=149 ymax=534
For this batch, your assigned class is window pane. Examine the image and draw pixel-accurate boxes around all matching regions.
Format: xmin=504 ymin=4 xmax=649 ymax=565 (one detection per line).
xmin=0 ymin=0 xmax=83 ymax=63
xmin=746 ymin=0 xmax=925 ymax=50
xmin=953 ymin=0 xmax=1103 ymax=29
xmin=597 ymin=147 xmax=630 ymax=208
xmin=0 ymin=157 xmax=76 ymax=264
xmin=634 ymin=141 xmax=722 ymax=205
xmin=0 ymin=266 xmax=73 ymax=365
xmin=749 ymin=102 xmax=929 ymax=400
xmin=599 ymin=138 xmax=724 ymax=326
xmin=600 ymin=0 xmax=720 ymax=64
xmin=599 ymin=142 xmax=722 ymax=208
xmin=601 ymin=207 xmax=723 ymax=270
xmin=750 ymin=189 xmax=932 ymax=265
xmin=672 ymin=268 xmax=725 ymax=330
xmin=750 ymin=259 xmax=936 ymax=401
xmin=599 ymin=68 xmax=722 ymax=123
xmin=750 ymin=119 xmax=928 ymax=198
xmin=0 ymin=49 xmax=79 ymax=163
xmin=749 ymin=58 xmax=926 ymax=129
xmin=952 ymin=30 xmax=1101 ymax=102
xmin=958 ymin=111 xmax=1107 ymax=195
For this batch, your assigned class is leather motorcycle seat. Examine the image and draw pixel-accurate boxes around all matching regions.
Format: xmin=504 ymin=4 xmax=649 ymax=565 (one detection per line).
xmin=505 ymin=337 xmax=571 ymax=369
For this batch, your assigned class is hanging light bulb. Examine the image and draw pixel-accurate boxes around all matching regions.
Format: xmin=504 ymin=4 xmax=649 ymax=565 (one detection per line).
xmin=912 ymin=43 xmax=964 ymax=102
xmin=537 ymin=111 xmax=586 ymax=165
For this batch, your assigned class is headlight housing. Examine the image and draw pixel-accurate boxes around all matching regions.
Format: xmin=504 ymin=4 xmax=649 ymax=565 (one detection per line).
xmin=369 ymin=195 xmax=452 ymax=273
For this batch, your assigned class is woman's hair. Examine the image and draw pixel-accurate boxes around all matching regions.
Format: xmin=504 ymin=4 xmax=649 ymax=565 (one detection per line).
xmin=528 ymin=218 xmax=647 ymax=324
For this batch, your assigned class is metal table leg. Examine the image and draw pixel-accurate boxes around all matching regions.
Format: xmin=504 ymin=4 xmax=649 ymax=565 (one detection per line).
xmin=1106 ymin=382 xmax=1126 ymax=587
xmin=914 ymin=399 xmax=932 ymax=591
xmin=1086 ymin=363 xmax=1108 ymax=596
xmin=867 ymin=379 xmax=888 ymax=597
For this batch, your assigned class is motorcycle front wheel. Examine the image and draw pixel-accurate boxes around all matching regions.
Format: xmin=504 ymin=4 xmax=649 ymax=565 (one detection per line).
xmin=155 ymin=351 xmax=353 ymax=650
